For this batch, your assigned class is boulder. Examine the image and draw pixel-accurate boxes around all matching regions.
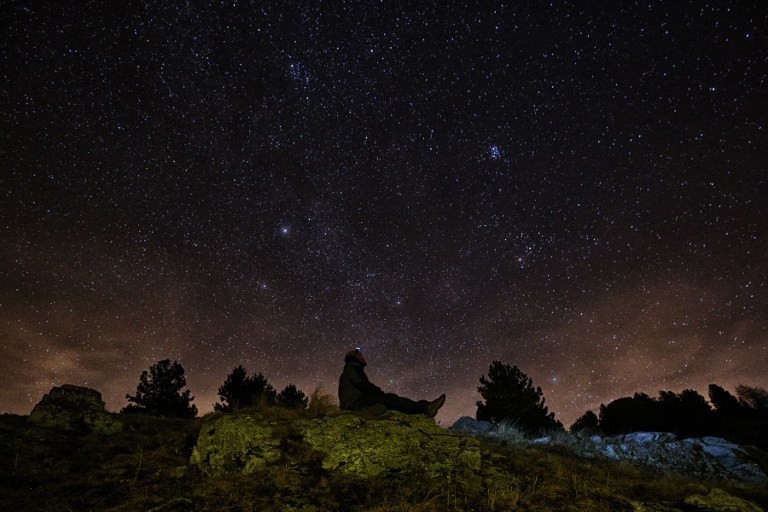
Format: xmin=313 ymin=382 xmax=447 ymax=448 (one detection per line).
xmin=450 ymin=416 xmax=494 ymax=435
xmin=189 ymin=413 xmax=281 ymax=474
xmin=683 ymin=437 xmax=767 ymax=483
xmin=683 ymin=488 xmax=763 ymax=512
xmin=191 ymin=411 xmax=483 ymax=496
xmin=574 ymin=432 xmax=767 ymax=484
xmin=28 ymin=384 xmax=122 ymax=435
xmin=450 ymin=420 xmax=768 ymax=484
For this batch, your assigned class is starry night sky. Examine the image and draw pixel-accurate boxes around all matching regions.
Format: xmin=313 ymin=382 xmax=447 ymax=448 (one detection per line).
xmin=1 ymin=1 xmax=766 ymax=427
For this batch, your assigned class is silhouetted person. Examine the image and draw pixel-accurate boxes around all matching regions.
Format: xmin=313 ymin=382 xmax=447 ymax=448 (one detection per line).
xmin=338 ymin=348 xmax=446 ymax=417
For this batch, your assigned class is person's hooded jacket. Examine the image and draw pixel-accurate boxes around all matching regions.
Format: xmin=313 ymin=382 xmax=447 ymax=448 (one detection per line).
xmin=338 ymin=356 xmax=384 ymax=410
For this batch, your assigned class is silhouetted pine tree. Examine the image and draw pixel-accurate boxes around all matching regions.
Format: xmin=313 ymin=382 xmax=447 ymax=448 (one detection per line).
xmin=570 ymin=410 xmax=598 ymax=433
xmin=123 ymin=359 xmax=197 ymax=418
xmin=736 ymin=385 xmax=768 ymax=410
xmin=215 ymin=365 xmax=276 ymax=412
xmin=657 ymin=389 xmax=711 ymax=436
xmin=476 ymin=360 xmax=562 ymax=434
xmin=708 ymin=384 xmax=741 ymax=414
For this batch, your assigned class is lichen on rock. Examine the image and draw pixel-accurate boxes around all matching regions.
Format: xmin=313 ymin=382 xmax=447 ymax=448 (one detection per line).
xmin=189 ymin=412 xmax=281 ymax=475
xmin=451 ymin=417 xmax=768 ymax=485
xmin=190 ymin=410 xmax=484 ymax=496
xmin=683 ymin=488 xmax=763 ymax=512
xmin=28 ymin=384 xmax=122 ymax=435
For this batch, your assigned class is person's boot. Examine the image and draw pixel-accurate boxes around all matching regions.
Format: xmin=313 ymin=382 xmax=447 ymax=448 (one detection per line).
xmin=425 ymin=394 xmax=446 ymax=418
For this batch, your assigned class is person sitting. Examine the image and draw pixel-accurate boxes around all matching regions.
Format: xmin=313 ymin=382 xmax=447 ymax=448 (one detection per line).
xmin=338 ymin=348 xmax=446 ymax=417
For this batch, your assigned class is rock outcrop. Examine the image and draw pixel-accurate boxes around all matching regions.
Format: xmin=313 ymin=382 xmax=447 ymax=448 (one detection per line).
xmin=579 ymin=432 xmax=767 ymax=484
xmin=450 ymin=417 xmax=767 ymax=484
xmin=191 ymin=411 xmax=483 ymax=496
xmin=28 ymin=384 xmax=122 ymax=435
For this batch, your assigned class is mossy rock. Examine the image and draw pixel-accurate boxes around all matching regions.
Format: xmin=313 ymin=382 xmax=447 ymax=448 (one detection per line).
xmin=189 ymin=413 xmax=281 ymax=475
xmin=28 ymin=385 xmax=122 ymax=435
xmin=190 ymin=411 xmax=484 ymax=496
xmin=683 ymin=488 xmax=763 ymax=512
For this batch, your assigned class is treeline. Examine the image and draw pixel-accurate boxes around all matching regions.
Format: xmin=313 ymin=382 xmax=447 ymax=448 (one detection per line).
xmin=571 ymin=384 xmax=768 ymax=449
xmin=214 ymin=364 xmax=308 ymax=412
xmin=121 ymin=359 xmax=308 ymax=418
xmin=474 ymin=361 xmax=768 ymax=450
xmin=121 ymin=359 xmax=768 ymax=451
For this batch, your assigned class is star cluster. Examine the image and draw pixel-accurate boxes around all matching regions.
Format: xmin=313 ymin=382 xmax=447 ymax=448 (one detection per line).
xmin=1 ymin=2 xmax=766 ymax=426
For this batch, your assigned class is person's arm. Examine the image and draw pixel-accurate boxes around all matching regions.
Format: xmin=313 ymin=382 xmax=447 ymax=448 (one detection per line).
xmin=345 ymin=366 xmax=384 ymax=395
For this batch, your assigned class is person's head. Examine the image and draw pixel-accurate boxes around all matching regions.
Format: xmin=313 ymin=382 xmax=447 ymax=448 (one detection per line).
xmin=344 ymin=347 xmax=366 ymax=365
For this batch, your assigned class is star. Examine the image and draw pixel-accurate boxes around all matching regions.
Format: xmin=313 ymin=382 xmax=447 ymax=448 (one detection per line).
xmin=0 ymin=2 xmax=764 ymax=429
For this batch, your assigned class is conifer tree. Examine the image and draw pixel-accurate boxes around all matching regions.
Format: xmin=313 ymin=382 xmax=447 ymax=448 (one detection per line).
xmin=215 ymin=365 xmax=276 ymax=412
xmin=736 ymin=385 xmax=768 ymax=410
xmin=123 ymin=359 xmax=197 ymax=418
xmin=570 ymin=410 xmax=598 ymax=433
xmin=476 ymin=360 xmax=562 ymax=434
xmin=708 ymin=384 xmax=741 ymax=414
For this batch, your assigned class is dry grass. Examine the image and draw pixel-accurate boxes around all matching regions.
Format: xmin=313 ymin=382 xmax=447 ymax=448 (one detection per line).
xmin=1 ymin=411 xmax=766 ymax=511
xmin=473 ymin=425 xmax=768 ymax=511
xmin=481 ymin=442 xmax=719 ymax=511
xmin=208 ymin=386 xmax=339 ymax=422
xmin=306 ymin=385 xmax=340 ymax=418
xmin=0 ymin=413 xmax=203 ymax=511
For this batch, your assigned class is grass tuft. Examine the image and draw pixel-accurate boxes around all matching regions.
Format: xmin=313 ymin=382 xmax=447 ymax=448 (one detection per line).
xmin=306 ymin=385 xmax=339 ymax=418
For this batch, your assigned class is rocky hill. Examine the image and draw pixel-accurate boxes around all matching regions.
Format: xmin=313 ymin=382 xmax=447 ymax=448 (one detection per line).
xmin=1 ymin=385 xmax=767 ymax=511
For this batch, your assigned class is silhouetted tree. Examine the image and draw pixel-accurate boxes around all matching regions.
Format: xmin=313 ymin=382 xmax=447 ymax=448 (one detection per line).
xmin=123 ymin=359 xmax=197 ymax=418
xmin=596 ymin=384 xmax=767 ymax=449
xmin=657 ymin=389 xmax=711 ymax=436
xmin=570 ymin=410 xmax=599 ymax=433
xmin=736 ymin=385 xmax=768 ymax=410
xmin=214 ymin=365 xmax=248 ymax=411
xmin=599 ymin=389 xmax=713 ymax=437
xmin=276 ymin=384 xmax=308 ymax=410
xmin=215 ymin=365 xmax=276 ymax=412
xmin=599 ymin=393 xmax=657 ymax=435
xmin=678 ymin=389 xmax=711 ymax=422
xmin=708 ymin=384 xmax=741 ymax=414
xmin=711 ymin=384 xmax=768 ymax=450
xmin=476 ymin=361 xmax=562 ymax=434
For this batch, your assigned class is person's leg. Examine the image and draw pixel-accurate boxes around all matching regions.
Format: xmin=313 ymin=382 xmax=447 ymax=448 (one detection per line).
xmin=356 ymin=393 xmax=428 ymax=414
xmin=381 ymin=393 xmax=429 ymax=414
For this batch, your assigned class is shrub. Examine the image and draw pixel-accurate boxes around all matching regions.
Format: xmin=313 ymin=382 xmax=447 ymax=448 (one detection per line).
xmin=276 ymin=384 xmax=308 ymax=410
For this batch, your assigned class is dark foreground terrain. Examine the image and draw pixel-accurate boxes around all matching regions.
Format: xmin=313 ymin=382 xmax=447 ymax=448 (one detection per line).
xmin=1 ymin=412 xmax=766 ymax=512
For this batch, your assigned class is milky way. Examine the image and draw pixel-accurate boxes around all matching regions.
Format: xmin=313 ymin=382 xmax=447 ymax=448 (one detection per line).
xmin=1 ymin=2 xmax=766 ymax=426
